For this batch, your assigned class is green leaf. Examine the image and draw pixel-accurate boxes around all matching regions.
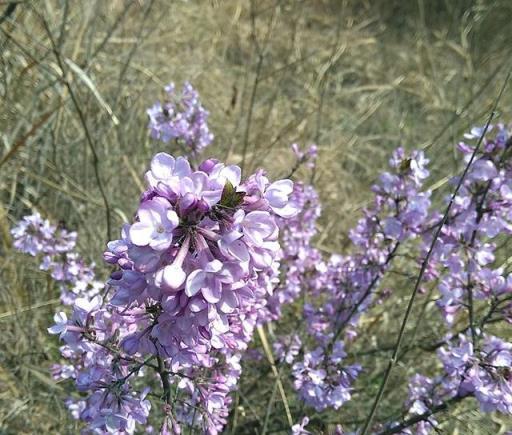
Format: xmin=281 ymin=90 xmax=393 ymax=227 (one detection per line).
xmin=219 ymin=181 xmax=245 ymax=209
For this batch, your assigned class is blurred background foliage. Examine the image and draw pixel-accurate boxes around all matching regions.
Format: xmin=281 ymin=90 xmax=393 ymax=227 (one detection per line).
xmin=1 ymin=0 xmax=512 ymax=433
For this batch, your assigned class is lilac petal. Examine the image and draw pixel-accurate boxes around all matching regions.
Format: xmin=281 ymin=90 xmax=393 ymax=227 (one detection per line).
xmin=228 ymin=239 xmax=250 ymax=262
xmin=149 ymin=232 xmax=173 ymax=251
xmin=383 ymin=217 xmax=402 ymax=239
xmin=204 ymin=260 xmax=223 ymax=273
xmin=218 ymin=290 xmax=238 ymax=313
xmin=151 ymin=153 xmax=175 ymax=179
xmin=129 ymin=222 xmax=153 ymax=246
xmin=189 ymin=297 xmax=207 ymax=313
xmin=273 ymin=203 xmax=299 ymax=218
xmin=165 ymin=210 xmax=179 ymax=228
xmin=174 ymin=157 xmax=192 ymax=178
xmin=185 ymin=270 xmax=206 ymax=296
xmin=161 ymin=264 xmax=186 ymax=290
xmin=220 ymin=165 xmax=241 ymax=186
xmin=202 ymin=280 xmax=222 ymax=303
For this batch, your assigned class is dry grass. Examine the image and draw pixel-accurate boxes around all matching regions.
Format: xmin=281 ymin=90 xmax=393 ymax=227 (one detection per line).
xmin=1 ymin=0 xmax=512 ymax=433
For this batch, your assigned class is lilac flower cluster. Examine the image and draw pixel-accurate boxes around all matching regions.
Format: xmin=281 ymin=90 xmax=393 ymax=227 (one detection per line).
xmin=423 ymin=123 xmax=512 ymax=325
xmin=306 ymin=148 xmax=430 ymax=342
xmin=11 ymin=212 xmax=102 ymax=304
xmin=393 ymin=124 xmax=512 ymax=433
xmin=288 ymin=148 xmax=431 ymax=411
xmin=49 ymin=296 xmax=153 ymax=433
xmin=11 ymin=212 xmax=77 ymax=256
xmin=401 ymin=374 xmax=439 ymax=435
xmin=391 ymin=333 xmax=512 ymax=434
xmin=292 ymin=340 xmax=361 ymax=411
xmin=166 ymin=353 xmax=242 ymax=434
xmin=439 ymin=334 xmax=512 ymax=413
xmin=47 ymin=152 xmax=297 ymax=433
xmin=147 ymin=82 xmax=214 ymax=155
xmin=268 ymin=178 xmax=323 ymax=319
xmin=104 ymin=153 xmax=296 ymax=363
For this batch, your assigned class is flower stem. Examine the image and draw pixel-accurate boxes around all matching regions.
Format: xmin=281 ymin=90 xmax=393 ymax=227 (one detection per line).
xmin=157 ymin=355 xmax=172 ymax=405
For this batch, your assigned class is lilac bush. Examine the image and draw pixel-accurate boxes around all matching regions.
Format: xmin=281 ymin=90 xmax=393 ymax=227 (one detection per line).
xmin=10 ymin=81 xmax=512 ymax=433
xmin=268 ymin=145 xmax=322 ymax=320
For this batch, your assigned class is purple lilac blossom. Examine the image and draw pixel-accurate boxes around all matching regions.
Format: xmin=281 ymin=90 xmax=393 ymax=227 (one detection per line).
xmin=11 ymin=212 xmax=77 ymax=256
xmin=290 ymin=148 xmax=431 ymax=411
xmin=394 ymin=124 xmax=512 ymax=434
xmin=394 ymin=333 xmax=512 ymax=434
xmin=268 ymin=179 xmax=323 ymax=320
xmin=11 ymin=213 xmax=102 ymax=304
xmin=422 ymin=124 xmax=512 ymax=325
xmin=147 ymin=82 xmax=213 ymax=155
xmin=35 ymin=119 xmax=512 ymax=433
xmin=47 ymin=151 xmax=297 ymax=434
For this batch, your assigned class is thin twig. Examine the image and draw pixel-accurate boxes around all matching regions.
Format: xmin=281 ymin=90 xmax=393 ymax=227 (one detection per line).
xmin=422 ymin=59 xmax=509 ymax=150
xmin=0 ymin=104 xmax=62 ymax=170
xmin=0 ymin=0 xmax=16 ymax=26
xmin=39 ymin=12 xmax=113 ymax=241
xmin=157 ymin=355 xmax=172 ymax=405
xmin=257 ymin=325 xmax=294 ymax=429
xmin=261 ymin=377 xmax=279 ymax=435
xmin=87 ymin=0 xmax=135 ymax=67
xmin=0 ymin=298 xmax=59 ymax=320
xmin=376 ymin=395 xmax=465 ymax=435
xmin=113 ymin=0 xmax=156 ymax=108
xmin=240 ymin=52 xmax=263 ymax=172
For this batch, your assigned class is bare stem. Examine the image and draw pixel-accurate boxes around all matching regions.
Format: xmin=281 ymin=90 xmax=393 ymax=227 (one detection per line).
xmin=329 ymin=242 xmax=400 ymax=348
xmin=38 ymin=12 xmax=113 ymax=241
xmin=241 ymin=53 xmax=263 ymax=172
xmin=377 ymin=394 xmax=466 ymax=435
xmin=157 ymin=355 xmax=172 ymax=405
